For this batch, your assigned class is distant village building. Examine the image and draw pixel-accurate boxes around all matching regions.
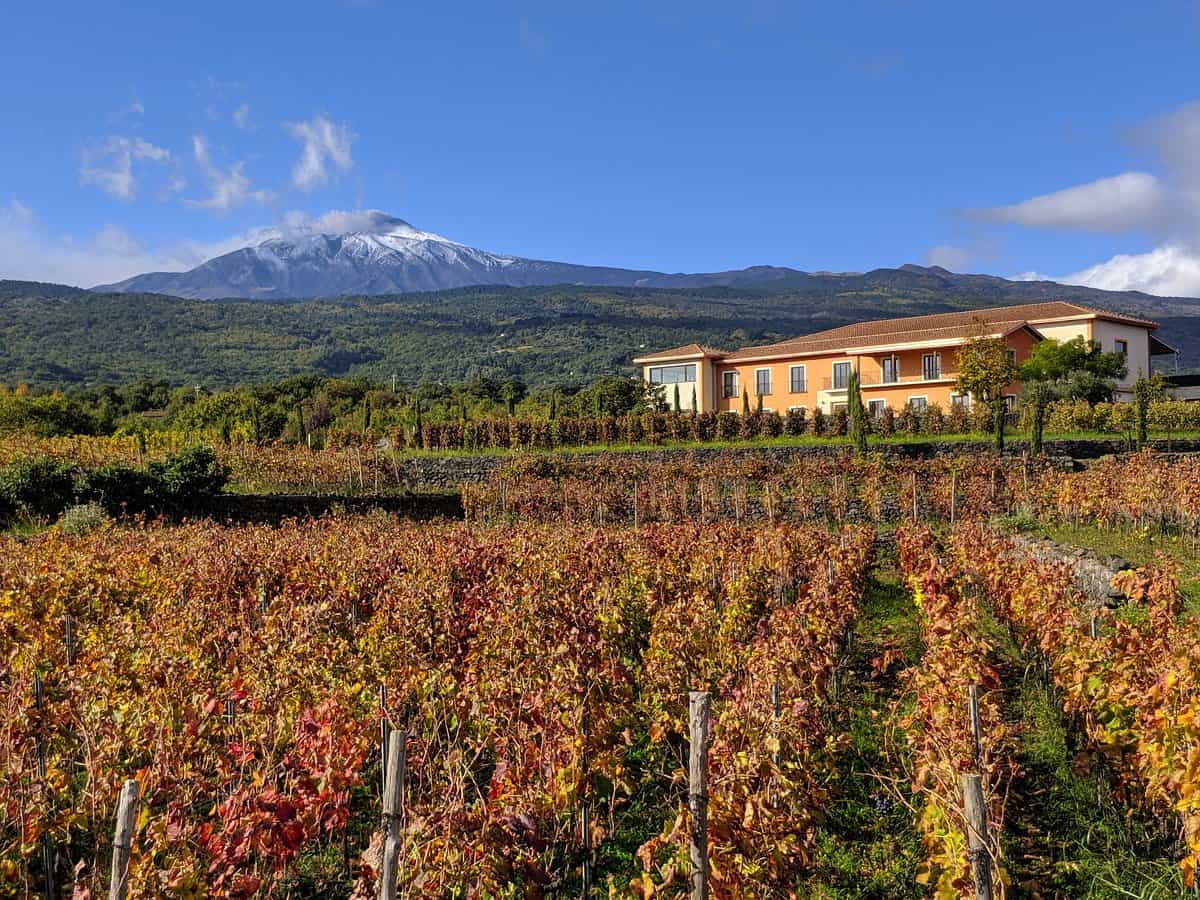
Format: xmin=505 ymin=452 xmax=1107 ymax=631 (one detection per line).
xmin=633 ymin=301 xmax=1175 ymax=414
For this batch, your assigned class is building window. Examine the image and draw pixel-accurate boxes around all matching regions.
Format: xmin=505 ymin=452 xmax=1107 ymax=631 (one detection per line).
xmin=1007 ymin=348 xmax=1017 ymax=365
xmin=648 ymin=363 xmax=697 ymax=384
xmin=951 ymin=394 xmax=971 ymax=409
xmin=832 ymin=361 xmax=852 ymax=390
xmin=789 ymin=365 xmax=806 ymax=393
xmin=922 ymin=353 xmax=941 ymax=380
xmin=755 ymin=368 xmax=772 ymax=396
xmin=722 ymin=371 xmax=738 ymax=398
xmin=881 ymin=356 xmax=899 ymax=384
xmin=868 ymin=399 xmax=886 ymax=418
xmin=908 ymin=396 xmax=927 ymax=412
xmin=788 ymin=405 xmax=806 ymax=413
xmin=1115 ymin=339 xmax=1129 ymax=356
xmin=830 ymin=401 xmax=848 ymax=413
xmin=1002 ymin=394 xmax=1016 ymax=409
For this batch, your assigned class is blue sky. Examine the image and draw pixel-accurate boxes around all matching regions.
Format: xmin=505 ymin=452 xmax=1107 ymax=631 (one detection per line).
xmin=2 ymin=0 xmax=1200 ymax=294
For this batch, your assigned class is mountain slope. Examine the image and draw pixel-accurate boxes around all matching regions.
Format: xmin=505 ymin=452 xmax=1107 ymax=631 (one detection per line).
xmin=7 ymin=269 xmax=1199 ymax=389
xmin=94 ymin=212 xmax=805 ymax=299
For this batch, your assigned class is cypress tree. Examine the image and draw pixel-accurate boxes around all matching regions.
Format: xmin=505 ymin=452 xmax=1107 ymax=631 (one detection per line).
xmin=756 ymin=392 xmax=763 ymax=413
xmin=991 ymin=394 xmax=1006 ymax=453
xmin=296 ymin=403 xmax=308 ymax=447
xmin=413 ymin=399 xmax=424 ymax=449
xmin=742 ymin=387 xmax=751 ymax=416
xmin=673 ymin=384 xmax=681 ymax=412
xmin=549 ymin=392 xmax=558 ymax=420
xmin=1026 ymin=381 xmax=1049 ymax=456
xmin=847 ymin=370 xmax=868 ymax=454
xmin=691 ymin=385 xmax=698 ymax=414
xmin=1134 ymin=376 xmax=1154 ymax=449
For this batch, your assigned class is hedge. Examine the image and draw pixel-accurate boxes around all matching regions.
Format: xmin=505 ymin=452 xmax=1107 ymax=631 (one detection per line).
xmin=0 ymin=445 xmax=229 ymax=527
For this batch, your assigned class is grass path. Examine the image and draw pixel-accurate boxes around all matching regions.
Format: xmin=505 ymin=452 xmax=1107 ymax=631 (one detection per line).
xmin=800 ymin=549 xmax=925 ymax=898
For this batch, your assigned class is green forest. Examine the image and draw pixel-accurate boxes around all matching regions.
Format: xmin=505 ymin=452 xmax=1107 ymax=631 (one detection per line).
xmin=2 ymin=273 xmax=1196 ymax=392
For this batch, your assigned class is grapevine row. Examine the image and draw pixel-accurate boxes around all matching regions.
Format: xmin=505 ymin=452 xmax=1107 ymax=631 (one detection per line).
xmin=896 ymin=524 xmax=1016 ymax=898
xmin=950 ymin=522 xmax=1200 ymax=887
xmin=1 ymin=518 xmax=871 ymax=897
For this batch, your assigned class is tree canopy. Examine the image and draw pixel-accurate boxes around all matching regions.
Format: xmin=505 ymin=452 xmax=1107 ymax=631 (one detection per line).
xmin=1018 ymin=336 xmax=1127 ymax=404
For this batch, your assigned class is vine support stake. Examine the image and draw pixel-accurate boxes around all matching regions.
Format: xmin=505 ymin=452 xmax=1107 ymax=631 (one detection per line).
xmin=961 ymin=773 xmax=993 ymax=900
xmin=108 ymin=779 xmax=140 ymax=900
xmin=379 ymin=729 xmax=407 ymax=900
xmin=688 ymin=691 xmax=710 ymax=900
xmin=34 ymin=675 xmax=54 ymax=900
xmin=950 ymin=470 xmax=957 ymax=524
xmin=580 ymin=701 xmax=592 ymax=898
xmin=911 ymin=471 xmax=919 ymax=521
xmin=770 ymin=682 xmax=782 ymax=767
xmin=379 ymin=685 xmax=390 ymax=800
xmin=1089 ymin=616 xmax=1099 ymax=640
xmin=968 ymin=684 xmax=982 ymax=764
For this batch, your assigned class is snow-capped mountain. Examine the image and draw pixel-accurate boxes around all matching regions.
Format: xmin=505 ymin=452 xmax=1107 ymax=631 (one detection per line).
xmin=94 ymin=211 xmax=802 ymax=299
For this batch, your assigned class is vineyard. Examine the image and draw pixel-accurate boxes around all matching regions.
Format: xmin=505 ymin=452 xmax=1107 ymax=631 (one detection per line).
xmin=5 ymin=448 xmax=1200 ymax=898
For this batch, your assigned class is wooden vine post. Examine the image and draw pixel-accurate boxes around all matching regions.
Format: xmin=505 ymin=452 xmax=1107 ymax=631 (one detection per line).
xmin=109 ymin=779 xmax=140 ymax=900
xmin=950 ymin=469 xmax=957 ymax=524
xmin=580 ymin=702 xmax=592 ymax=898
xmin=34 ymin=675 xmax=55 ymax=900
xmin=961 ymin=773 xmax=993 ymax=900
xmin=379 ymin=685 xmax=390 ymax=800
xmin=968 ymin=684 xmax=982 ymax=764
xmin=688 ymin=691 xmax=710 ymax=900
xmin=379 ymin=729 xmax=407 ymax=900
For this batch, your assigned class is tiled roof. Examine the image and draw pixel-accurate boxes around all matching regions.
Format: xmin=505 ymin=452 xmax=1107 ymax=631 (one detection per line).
xmin=721 ymin=301 xmax=1159 ymax=362
xmin=632 ymin=342 xmax=727 ymax=363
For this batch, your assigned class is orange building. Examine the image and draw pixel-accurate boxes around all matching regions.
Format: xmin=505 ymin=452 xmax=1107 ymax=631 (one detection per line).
xmin=633 ymin=301 xmax=1174 ymax=415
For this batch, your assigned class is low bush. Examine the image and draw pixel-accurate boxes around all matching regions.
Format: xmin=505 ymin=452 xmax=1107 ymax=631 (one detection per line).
xmin=57 ymin=502 xmax=109 ymax=534
xmin=0 ymin=446 xmax=228 ymax=528
xmin=0 ymin=458 xmax=76 ymax=521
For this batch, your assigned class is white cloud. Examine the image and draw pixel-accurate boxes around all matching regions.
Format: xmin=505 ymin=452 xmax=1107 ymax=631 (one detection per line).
xmin=278 ymin=208 xmax=397 ymax=235
xmin=1059 ymin=245 xmax=1200 ymax=298
xmin=79 ymin=136 xmax=172 ymax=200
xmin=232 ymin=103 xmax=251 ymax=130
xmin=969 ymin=172 xmax=1166 ymax=233
xmin=957 ymin=99 xmax=1200 ymax=297
xmin=0 ymin=200 xmax=197 ymax=286
xmin=186 ymin=135 xmax=271 ymax=213
xmin=924 ymin=244 xmax=972 ymax=271
xmin=284 ymin=115 xmax=355 ymax=191
xmin=0 ymin=203 xmax=402 ymax=288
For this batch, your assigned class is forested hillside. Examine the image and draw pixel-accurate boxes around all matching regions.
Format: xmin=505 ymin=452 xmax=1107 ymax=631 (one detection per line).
xmin=2 ymin=269 xmax=1197 ymax=389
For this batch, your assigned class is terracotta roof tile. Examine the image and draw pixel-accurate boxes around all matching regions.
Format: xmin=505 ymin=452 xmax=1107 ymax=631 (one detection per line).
xmin=633 ymin=342 xmax=727 ymax=363
xmin=722 ymin=301 xmax=1158 ymax=362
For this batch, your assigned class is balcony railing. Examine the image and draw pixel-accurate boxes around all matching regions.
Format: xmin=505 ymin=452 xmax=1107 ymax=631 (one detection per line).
xmin=862 ymin=372 xmax=953 ymax=387
xmin=822 ymin=371 xmax=955 ymax=390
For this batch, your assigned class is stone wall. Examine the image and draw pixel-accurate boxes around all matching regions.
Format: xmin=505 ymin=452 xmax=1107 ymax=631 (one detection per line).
xmin=1011 ymin=532 xmax=1134 ymax=609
